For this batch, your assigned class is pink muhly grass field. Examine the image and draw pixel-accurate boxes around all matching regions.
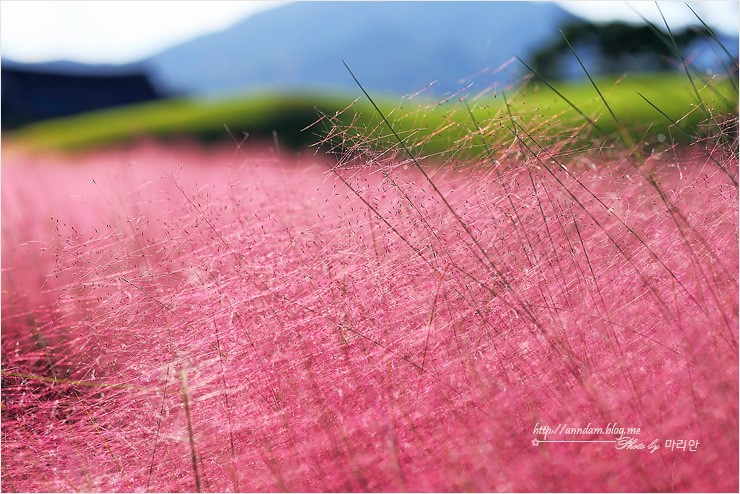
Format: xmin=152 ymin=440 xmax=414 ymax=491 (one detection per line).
xmin=1 ymin=137 xmax=738 ymax=492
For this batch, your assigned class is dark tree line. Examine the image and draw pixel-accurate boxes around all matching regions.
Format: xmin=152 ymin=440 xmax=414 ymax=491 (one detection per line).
xmin=531 ymin=21 xmax=711 ymax=79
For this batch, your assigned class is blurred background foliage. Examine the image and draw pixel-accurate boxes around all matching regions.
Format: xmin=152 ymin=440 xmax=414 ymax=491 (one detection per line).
xmin=2 ymin=2 xmax=737 ymax=153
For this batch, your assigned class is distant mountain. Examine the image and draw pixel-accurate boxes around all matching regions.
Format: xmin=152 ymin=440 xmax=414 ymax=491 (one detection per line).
xmin=4 ymin=0 xmax=737 ymax=110
xmin=144 ymin=1 xmax=578 ymax=97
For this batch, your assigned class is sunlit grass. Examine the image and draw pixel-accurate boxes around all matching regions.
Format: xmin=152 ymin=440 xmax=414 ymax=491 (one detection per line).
xmin=3 ymin=133 xmax=737 ymax=491
xmin=2 ymin=31 xmax=738 ymax=490
xmin=6 ymin=72 xmax=736 ymax=154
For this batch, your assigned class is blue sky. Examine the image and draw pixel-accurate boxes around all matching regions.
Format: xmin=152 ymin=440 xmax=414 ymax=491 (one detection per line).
xmin=1 ymin=1 xmax=737 ymax=64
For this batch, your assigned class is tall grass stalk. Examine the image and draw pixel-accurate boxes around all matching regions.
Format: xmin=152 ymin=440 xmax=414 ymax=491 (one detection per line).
xmin=2 ymin=14 xmax=738 ymax=490
xmin=558 ymin=25 xmax=737 ymax=350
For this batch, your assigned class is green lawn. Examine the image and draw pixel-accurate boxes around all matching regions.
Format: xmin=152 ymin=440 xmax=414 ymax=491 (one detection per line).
xmin=6 ymin=72 xmax=736 ymax=155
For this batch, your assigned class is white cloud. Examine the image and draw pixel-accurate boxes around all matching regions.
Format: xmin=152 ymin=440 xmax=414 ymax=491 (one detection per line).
xmin=558 ymin=1 xmax=739 ymax=36
xmin=0 ymin=1 xmax=286 ymax=63
xmin=1 ymin=1 xmax=735 ymax=65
